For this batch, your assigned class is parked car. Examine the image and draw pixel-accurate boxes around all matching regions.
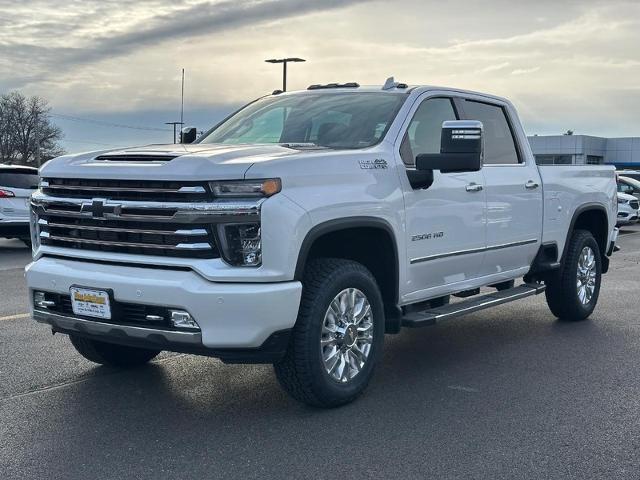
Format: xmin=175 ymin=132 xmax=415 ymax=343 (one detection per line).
xmin=618 ymin=175 xmax=640 ymax=202
xmin=619 ymin=169 xmax=640 ymax=183
xmin=616 ymin=192 xmax=639 ymax=226
xmin=0 ymin=165 xmax=39 ymax=247
xmin=26 ymin=82 xmax=618 ymax=407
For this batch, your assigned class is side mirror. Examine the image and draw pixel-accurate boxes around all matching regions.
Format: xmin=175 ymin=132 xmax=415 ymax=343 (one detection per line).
xmin=180 ymin=127 xmax=197 ymax=144
xmin=416 ymin=120 xmax=483 ymax=173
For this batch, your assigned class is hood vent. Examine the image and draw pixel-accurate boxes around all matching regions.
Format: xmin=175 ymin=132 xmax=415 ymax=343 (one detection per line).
xmin=94 ymin=154 xmax=178 ymax=162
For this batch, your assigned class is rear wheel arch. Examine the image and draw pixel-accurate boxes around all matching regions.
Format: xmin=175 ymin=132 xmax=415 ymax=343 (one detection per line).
xmin=562 ymin=204 xmax=609 ymax=263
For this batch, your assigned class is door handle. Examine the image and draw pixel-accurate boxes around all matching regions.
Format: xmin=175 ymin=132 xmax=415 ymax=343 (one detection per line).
xmin=465 ymin=182 xmax=483 ymax=192
xmin=525 ymin=180 xmax=539 ymax=190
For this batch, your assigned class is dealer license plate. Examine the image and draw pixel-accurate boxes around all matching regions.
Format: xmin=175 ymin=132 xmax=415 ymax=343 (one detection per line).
xmin=70 ymin=287 xmax=111 ymax=320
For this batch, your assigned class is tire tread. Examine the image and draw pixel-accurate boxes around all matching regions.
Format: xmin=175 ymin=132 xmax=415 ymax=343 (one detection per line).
xmin=274 ymin=258 xmax=382 ymax=407
xmin=545 ymin=229 xmax=601 ymax=321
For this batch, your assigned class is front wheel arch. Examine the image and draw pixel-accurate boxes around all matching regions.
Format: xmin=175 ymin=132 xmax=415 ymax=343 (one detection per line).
xmin=294 ymin=218 xmax=400 ymax=323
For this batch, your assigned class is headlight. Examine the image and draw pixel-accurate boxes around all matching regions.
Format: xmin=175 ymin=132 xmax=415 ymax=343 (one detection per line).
xmin=208 ymin=179 xmax=280 ymax=266
xmin=29 ymin=203 xmax=40 ymax=255
xmin=617 ymin=197 xmax=629 ymax=205
xmin=209 ymin=179 xmax=281 ymax=198
xmin=216 ymin=223 xmax=262 ymax=266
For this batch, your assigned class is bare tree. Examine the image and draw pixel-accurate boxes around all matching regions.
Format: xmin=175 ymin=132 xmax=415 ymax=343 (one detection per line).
xmin=0 ymin=91 xmax=64 ymax=166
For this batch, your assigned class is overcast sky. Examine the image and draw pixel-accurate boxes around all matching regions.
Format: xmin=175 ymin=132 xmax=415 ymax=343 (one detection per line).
xmin=1 ymin=0 xmax=639 ymax=153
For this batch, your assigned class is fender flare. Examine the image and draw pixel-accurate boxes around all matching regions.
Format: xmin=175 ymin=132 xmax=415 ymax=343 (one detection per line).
xmin=293 ymin=216 xmax=400 ymax=303
xmin=561 ymin=203 xmax=609 ymax=263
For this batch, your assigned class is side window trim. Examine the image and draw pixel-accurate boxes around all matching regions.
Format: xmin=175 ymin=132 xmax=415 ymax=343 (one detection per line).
xmin=458 ymin=97 xmax=525 ymax=166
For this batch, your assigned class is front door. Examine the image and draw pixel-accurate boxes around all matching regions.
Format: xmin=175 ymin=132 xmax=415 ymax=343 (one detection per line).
xmin=398 ymin=95 xmax=487 ymax=304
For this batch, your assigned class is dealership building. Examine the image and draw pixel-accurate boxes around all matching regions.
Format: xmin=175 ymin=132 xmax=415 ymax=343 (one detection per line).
xmin=527 ymin=135 xmax=640 ymax=169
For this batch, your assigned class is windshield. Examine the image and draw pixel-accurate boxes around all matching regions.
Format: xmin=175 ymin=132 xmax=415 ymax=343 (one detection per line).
xmin=199 ymin=92 xmax=407 ymax=149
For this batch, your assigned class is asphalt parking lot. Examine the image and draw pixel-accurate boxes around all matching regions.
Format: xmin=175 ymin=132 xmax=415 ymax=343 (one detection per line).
xmin=1 ymin=226 xmax=640 ymax=480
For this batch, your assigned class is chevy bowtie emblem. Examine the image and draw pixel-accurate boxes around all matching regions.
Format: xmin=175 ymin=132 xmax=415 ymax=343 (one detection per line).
xmin=80 ymin=199 xmax=123 ymax=219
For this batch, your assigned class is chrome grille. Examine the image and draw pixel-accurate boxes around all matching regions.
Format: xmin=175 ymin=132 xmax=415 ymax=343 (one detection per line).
xmin=39 ymin=215 xmax=214 ymax=258
xmin=41 ymin=178 xmax=209 ymax=202
xmin=31 ymin=178 xmax=247 ymax=260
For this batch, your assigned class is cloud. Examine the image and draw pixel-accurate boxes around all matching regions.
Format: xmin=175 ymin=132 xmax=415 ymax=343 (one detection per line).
xmin=478 ymin=62 xmax=511 ymax=73
xmin=511 ymin=67 xmax=540 ymax=75
xmin=2 ymin=0 xmax=640 ymax=150
xmin=0 ymin=0 xmax=372 ymax=88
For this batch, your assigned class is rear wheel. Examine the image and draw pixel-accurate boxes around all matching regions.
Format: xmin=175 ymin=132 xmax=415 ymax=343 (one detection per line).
xmin=69 ymin=335 xmax=160 ymax=367
xmin=274 ymin=258 xmax=385 ymax=408
xmin=545 ymin=229 xmax=601 ymax=321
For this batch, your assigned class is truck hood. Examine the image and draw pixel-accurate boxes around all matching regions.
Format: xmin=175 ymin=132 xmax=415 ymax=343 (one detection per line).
xmin=39 ymin=143 xmax=307 ymax=181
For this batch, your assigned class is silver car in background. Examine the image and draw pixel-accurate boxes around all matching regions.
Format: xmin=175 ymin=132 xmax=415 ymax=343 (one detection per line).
xmin=0 ymin=165 xmax=39 ymax=247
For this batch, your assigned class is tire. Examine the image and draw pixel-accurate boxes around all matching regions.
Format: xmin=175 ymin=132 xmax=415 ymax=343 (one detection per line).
xmin=274 ymin=258 xmax=385 ymax=408
xmin=545 ymin=229 xmax=602 ymax=321
xmin=69 ymin=334 xmax=160 ymax=367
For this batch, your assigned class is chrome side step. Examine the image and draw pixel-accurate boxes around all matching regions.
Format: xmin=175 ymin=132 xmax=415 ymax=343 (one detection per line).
xmin=401 ymin=283 xmax=546 ymax=328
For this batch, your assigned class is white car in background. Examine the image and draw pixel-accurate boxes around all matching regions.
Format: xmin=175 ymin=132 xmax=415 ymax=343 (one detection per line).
xmin=619 ymin=170 xmax=640 ymax=182
xmin=617 ymin=191 xmax=639 ymax=226
xmin=618 ymin=175 xmax=640 ymax=202
xmin=0 ymin=165 xmax=39 ymax=247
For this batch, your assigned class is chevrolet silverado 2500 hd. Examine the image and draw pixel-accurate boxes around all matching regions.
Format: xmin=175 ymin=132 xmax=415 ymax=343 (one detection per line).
xmin=26 ymin=81 xmax=618 ymax=407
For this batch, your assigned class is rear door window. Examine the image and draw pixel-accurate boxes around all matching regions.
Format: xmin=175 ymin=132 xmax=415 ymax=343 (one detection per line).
xmin=462 ymin=100 xmax=520 ymax=165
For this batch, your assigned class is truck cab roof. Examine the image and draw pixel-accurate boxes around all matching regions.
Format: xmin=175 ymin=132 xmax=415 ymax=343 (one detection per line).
xmin=274 ymin=80 xmax=513 ymax=106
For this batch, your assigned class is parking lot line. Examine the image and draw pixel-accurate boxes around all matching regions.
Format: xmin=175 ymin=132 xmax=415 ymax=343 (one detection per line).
xmin=0 ymin=313 xmax=30 ymax=322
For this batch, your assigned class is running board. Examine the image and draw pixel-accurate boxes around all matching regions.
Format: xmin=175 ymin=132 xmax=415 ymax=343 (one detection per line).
xmin=401 ymin=283 xmax=546 ymax=328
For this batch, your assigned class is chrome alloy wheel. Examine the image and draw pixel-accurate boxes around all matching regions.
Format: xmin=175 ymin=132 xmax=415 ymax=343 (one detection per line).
xmin=321 ymin=288 xmax=374 ymax=383
xmin=576 ymin=246 xmax=597 ymax=305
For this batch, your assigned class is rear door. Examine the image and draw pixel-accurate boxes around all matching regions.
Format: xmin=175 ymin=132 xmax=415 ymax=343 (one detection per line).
xmin=458 ymin=98 xmax=542 ymax=275
xmin=397 ymin=94 xmax=487 ymax=302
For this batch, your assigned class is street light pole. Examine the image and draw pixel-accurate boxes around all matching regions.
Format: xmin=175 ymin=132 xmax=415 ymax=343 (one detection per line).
xmin=165 ymin=69 xmax=186 ymax=144
xmin=265 ymin=57 xmax=306 ymax=92
xmin=165 ymin=121 xmax=184 ymax=144
xmin=282 ymin=61 xmax=287 ymax=92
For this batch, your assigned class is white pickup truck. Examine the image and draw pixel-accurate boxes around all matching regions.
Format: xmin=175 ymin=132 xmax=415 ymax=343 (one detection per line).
xmin=26 ymin=81 xmax=618 ymax=407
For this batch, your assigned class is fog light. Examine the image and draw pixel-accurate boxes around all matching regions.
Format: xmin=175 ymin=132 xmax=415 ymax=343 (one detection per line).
xmin=170 ymin=310 xmax=199 ymax=330
xmin=34 ymin=291 xmax=56 ymax=309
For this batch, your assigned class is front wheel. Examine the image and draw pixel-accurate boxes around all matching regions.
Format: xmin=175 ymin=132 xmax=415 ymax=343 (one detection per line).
xmin=545 ymin=229 xmax=602 ymax=321
xmin=274 ymin=258 xmax=385 ymax=408
xmin=69 ymin=335 xmax=161 ymax=367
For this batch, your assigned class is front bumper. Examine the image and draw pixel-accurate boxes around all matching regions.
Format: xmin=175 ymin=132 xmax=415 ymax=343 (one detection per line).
xmin=26 ymin=257 xmax=302 ymax=362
